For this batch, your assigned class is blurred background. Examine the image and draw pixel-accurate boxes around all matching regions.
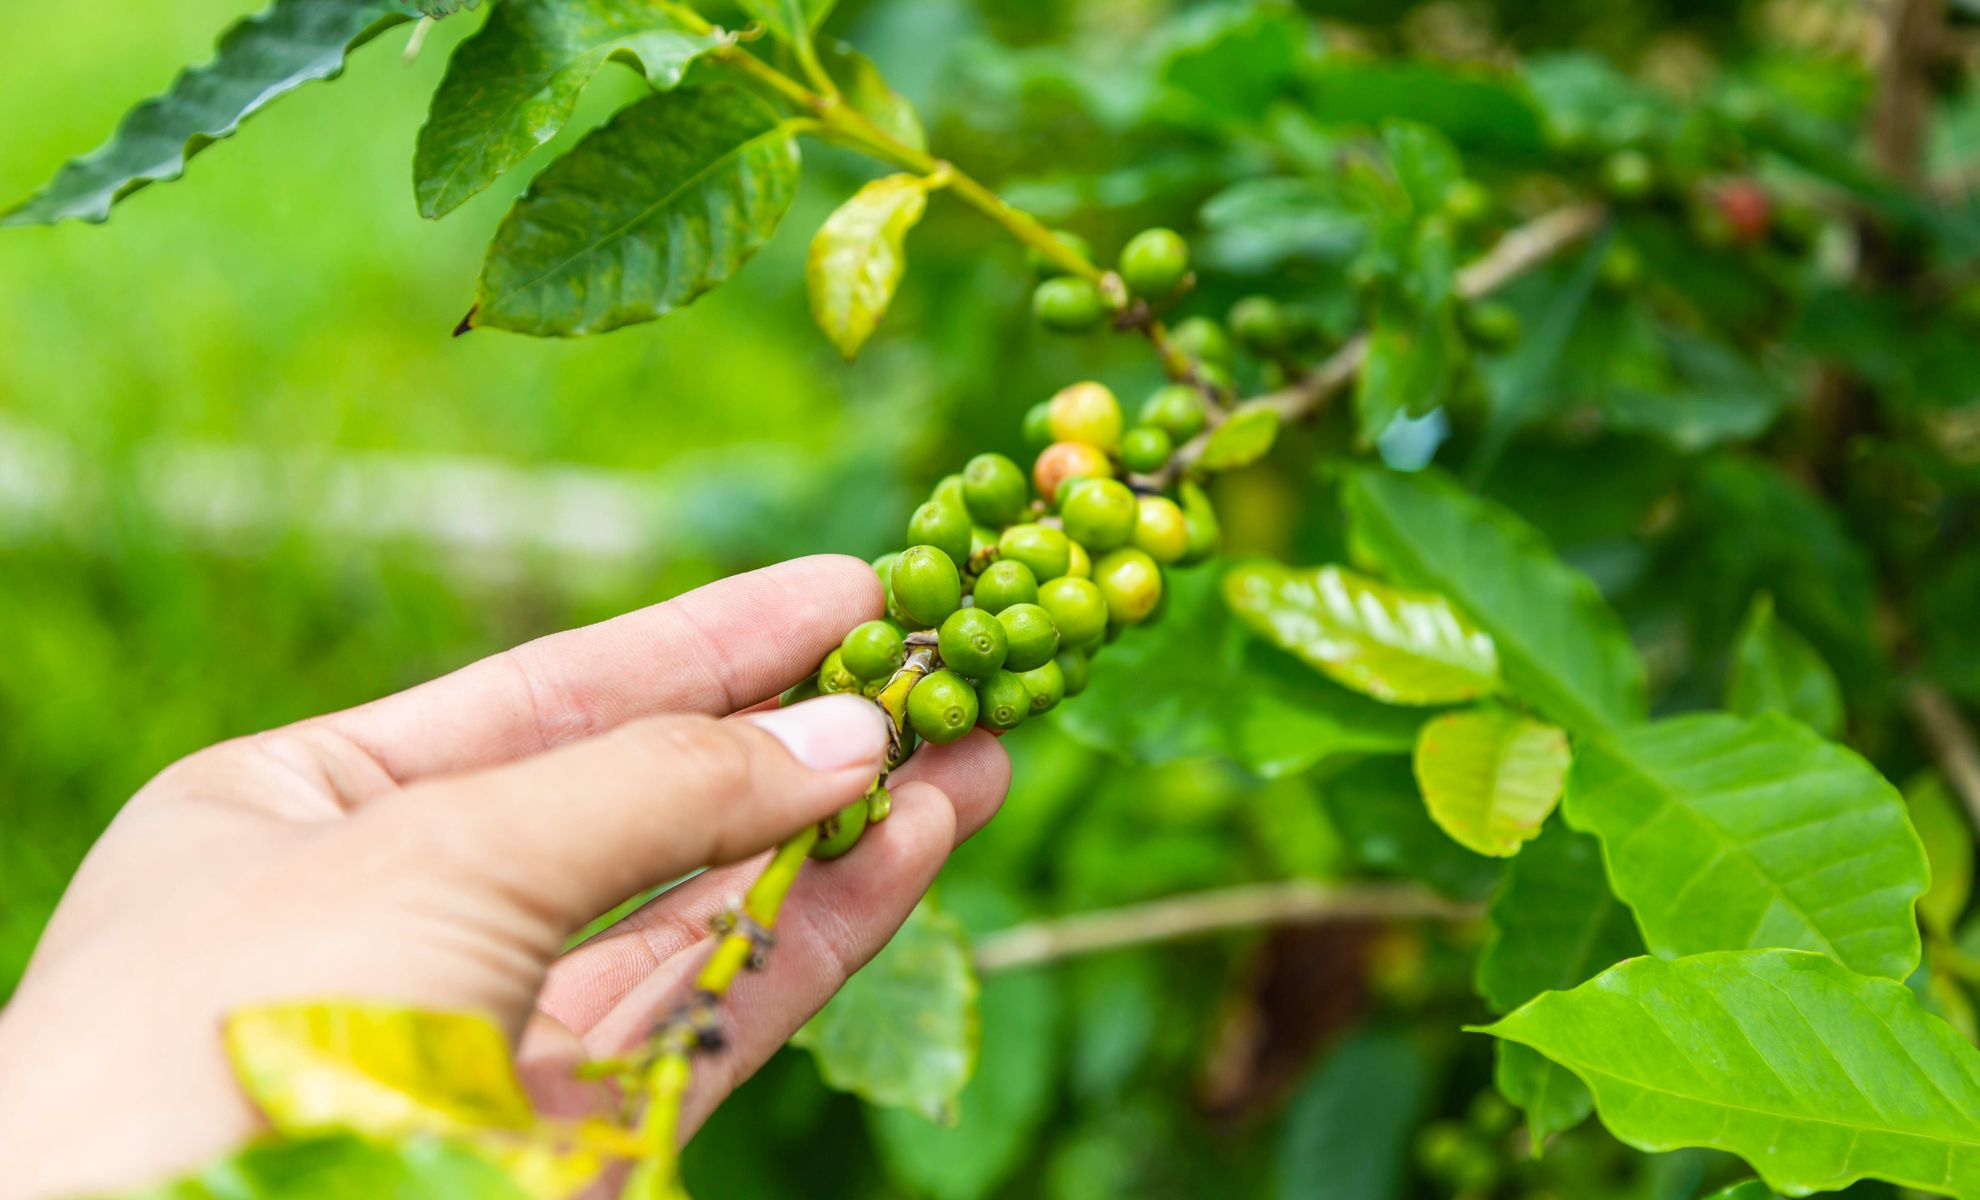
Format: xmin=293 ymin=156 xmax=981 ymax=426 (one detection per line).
xmin=4 ymin=0 xmax=1977 ymax=1196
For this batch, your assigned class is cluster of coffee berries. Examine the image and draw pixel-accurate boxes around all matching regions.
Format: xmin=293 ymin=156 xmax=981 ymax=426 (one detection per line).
xmin=1031 ymin=226 xmax=1192 ymax=333
xmin=782 ymin=378 xmax=1220 ymax=857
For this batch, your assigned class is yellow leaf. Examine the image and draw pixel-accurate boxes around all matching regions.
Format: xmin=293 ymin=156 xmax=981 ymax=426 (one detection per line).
xmin=1414 ymin=708 xmax=1571 ymax=857
xmin=806 ymin=173 xmax=931 ymax=359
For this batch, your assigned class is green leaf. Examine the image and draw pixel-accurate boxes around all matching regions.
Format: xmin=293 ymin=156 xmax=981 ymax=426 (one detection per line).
xmin=1320 ymin=758 xmax=1504 ymax=900
xmin=1604 ymin=332 xmax=1793 ymax=453
xmin=806 ymin=174 xmax=931 ymax=359
xmin=792 ymin=898 xmax=977 ymax=1121
xmin=1198 ymin=405 xmax=1281 ymax=472
xmin=1725 ymin=592 xmax=1845 ymax=738
xmin=1224 ymin=562 xmax=1499 ymax=706
xmin=1494 ymin=1042 xmax=1593 ymax=1149
xmin=1908 ymin=772 xmax=1974 ymax=939
xmin=407 ymin=0 xmax=485 ymax=14
xmin=1275 ymin=1029 xmax=1432 ymax=1200
xmin=1564 ymin=712 xmax=1928 ymax=980
xmin=414 ymin=0 xmax=722 ymax=218
xmin=1413 ymin=709 xmax=1570 ymax=857
xmin=1059 ymin=568 xmax=1425 ymax=777
xmin=737 ymin=0 xmax=837 ymax=43
xmin=1357 ymin=315 xmax=1458 ymax=442
xmin=2 ymin=0 xmax=410 ymax=227
xmin=819 ymin=41 xmax=925 ymax=152
xmin=1701 ymin=1183 xmax=1781 ymax=1200
xmin=110 ymin=1133 xmax=534 ymax=1200
xmin=1382 ymin=120 xmax=1462 ymax=212
xmin=1478 ymin=949 xmax=1980 ymax=1198
xmin=1342 ymin=465 xmax=1647 ymax=734
xmin=1298 ymin=62 xmax=1548 ymax=157
xmin=471 ymin=85 xmax=801 ymax=336
xmin=1154 ymin=0 xmax=1309 ymax=121
xmin=1476 ymin=823 xmax=1644 ymax=1012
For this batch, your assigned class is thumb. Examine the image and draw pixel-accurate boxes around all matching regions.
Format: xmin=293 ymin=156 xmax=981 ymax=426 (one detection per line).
xmin=381 ymin=695 xmax=889 ymax=932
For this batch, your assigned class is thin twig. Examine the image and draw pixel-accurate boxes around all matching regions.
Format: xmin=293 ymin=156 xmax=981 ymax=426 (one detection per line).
xmin=972 ymin=880 xmax=1479 ymax=974
xmin=1905 ymin=682 xmax=1980 ymax=830
xmin=1872 ymin=0 xmax=1949 ymax=184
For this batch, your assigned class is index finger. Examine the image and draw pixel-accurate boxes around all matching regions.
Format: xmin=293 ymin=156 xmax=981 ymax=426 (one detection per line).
xmin=306 ymin=554 xmax=880 ymax=789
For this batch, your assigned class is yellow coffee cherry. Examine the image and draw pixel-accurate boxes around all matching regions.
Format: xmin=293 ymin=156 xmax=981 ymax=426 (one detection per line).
xmin=1046 ymin=381 xmax=1123 ymax=451
xmin=1132 ymin=495 xmax=1189 ymax=564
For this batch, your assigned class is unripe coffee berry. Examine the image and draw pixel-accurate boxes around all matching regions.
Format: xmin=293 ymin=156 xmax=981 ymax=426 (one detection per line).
xmin=1168 ymin=316 xmax=1233 ymax=370
xmin=1046 ymin=381 xmax=1123 ymax=451
xmin=1463 ymin=301 xmax=1524 ymax=348
xmin=1033 ymin=277 xmax=1104 ymax=332
xmin=1057 ymin=649 xmax=1090 ymax=698
xmin=891 ymin=545 xmax=963 ymax=629
xmin=1034 ymin=441 xmax=1112 ymax=503
xmin=908 ymin=669 xmax=979 ymax=744
xmin=840 ymin=620 xmax=907 ymax=682
xmin=996 ymin=602 xmax=1060 ymax=671
xmin=1060 ymin=478 xmax=1139 ymax=552
xmin=908 ymin=500 xmax=973 ymax=567
xmin=1132 ymin=495 xmax=1189 ymax=564
xmin=1095 ymin=548 xmax=1163 ymax=625
xmin=1022 ymin=401 xmax=1054 ymax=449
xmin=1018 ymin=658 xmax=1067 ymax=715
xmin=1066 ymin=538 xmax=1091 ymax=579
xmin=1443 ymin=178 xmax=1491 ymax=225
xmin=817 ymin=648 xmax=861 ymax=694
xmin=1119 ymin=426 xmax=1173 ymax=474
xmin=975 ymin=669 xmax=1030 ymax=732
xmin=1179 ymin=480 xmax=1220 ymax=565
xmin=1601 ymin=149 xmax=1657 ymax=201
xmin=938 ymin=607 xmax=1008 ymax=678
xmin=1139 ymin=384 xmax=1208 ymax=442
xmin=998 ymin=522 xmax=1072 ymax=581
xmin=1038 ymin=576 xmax=1108 ymax=647
xmin=973 ymin=559 xmax=1039 ymax=614
xmin=1119 ymin=228 xmax=1190 ymax=298
xmin=1228 ymin=295 xmax=1289 ymax=352
xmin=811 ymin=797 xmax=869 ymax=860
xmin=1028 ymin=229 xmax=1093 ymax=279
xmin=962 ymin=453 xmax=1030 ymax=526
xmin=872 ymin=552 xmax=897 ymax=584
xmin=932 ymin=473 xmax=967 ymax=510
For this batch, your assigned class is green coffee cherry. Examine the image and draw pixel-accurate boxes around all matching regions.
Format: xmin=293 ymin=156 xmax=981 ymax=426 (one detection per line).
xmin=1033 ymin=277 xmax=1104 ymax=332
xmin=1028 ymin=229 xmax=1094 ymax=278
xmin=1018 ymin=659 xmax=1067 ymax=715
xmin=961 ymin=452 xmax=1029 ymax=526
xmin=973 ymin=559 xmax=1039 ymax=614
xmin=1167 ymin=316 xmax=1233 ymax=369
xmin=1119 ymin=426 xmax=1173 ymax=474
xmin=1228 ymin=295 xmax=1289 ymax=352
xmin=908 ymin=499 xmax=973 ymax=567
xmin=1179 ymin=480 xmax=1221 ymax=565
xmin=1140 ymin=383 xmax=1208 ymax=442
xmin=1038 ymin=576 xmax=1108 ymax=647
xmin=1047 ymin=381 xmax=1123 ymax=451
xmin=1196 ymin=361 xmax=1234 ymax=399
xmin=1132 ymin=495 xmax=1189 ymax=564
xmin=840 ymin=620 xmax=906 ymax=682
xmin=780 ymin=676 xmax=821 ymax=707
xmin=1095 ymin=547 xmax=1163 ymax=625
xmin=1056 ymin=649 xmax=1090 ymax=698
xmin=998 ymin=522 xmax=1072 ymax=581
xmin=938 ymin=607 xmax=1008 ymax=678
xmin=975 ymin=669 xmax=1030 ymax=731
xmin=1119 ymin=227 xmax=1190 ymax=298
xmin=891 ymin=545 xmax=963 ymax=628
xmin=872 ymin=552 xmax=897 ymax=586
xmin=811 ymin=797 xmax=869 ymax=860
xmin=908 ymin=669 xmax=979 ymax=744
xmin=1022 ymin=401 xmax=1055 ymax=449
xmin=1443 ymin=178 xmax=1492 ymax=225
xmin=1464 ymin=300 xmax=1524 ymax=348
xmin=1066 ymin=539 xmax=1092 ymax=579
xmin=1060 ymin=478 xmax=1139 ymax=552
xmin=1599 ymin=240 xmax=1642 ymax=289
xmin=866 ymin=783 xmax=892 ymax=823
xmin=996 ymin=602 xmax=1060 ymax=671
xmin=818 ymin=648 xmax=861 ymax=694
xmin=932 ymin=473 xmax=967 ymax=510
xmin=1602 ymin=148 xmax=1657 ymax=201
xmin=1413 ymin=1121 xmax=1500 ymax=1194
xmin=1033 ymin=441 xmax=1113 ymax=504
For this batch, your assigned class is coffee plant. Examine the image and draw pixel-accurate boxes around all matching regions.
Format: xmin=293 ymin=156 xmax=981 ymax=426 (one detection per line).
xmin=15 ymin=0 xmax=1980 ymax=1197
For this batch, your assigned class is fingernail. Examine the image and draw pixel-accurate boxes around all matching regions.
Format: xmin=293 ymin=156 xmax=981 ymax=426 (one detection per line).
xmin=745 ymin=695 xmax=888 ymax=772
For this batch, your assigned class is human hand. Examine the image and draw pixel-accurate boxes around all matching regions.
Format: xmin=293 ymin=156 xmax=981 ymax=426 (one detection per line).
xmin=0 ymin=556 xmax=1010 ymax=1200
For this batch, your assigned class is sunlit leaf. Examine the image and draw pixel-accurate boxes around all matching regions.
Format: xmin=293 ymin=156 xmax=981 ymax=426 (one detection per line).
xmin=1478 ymin=950 xmax=1980 ymax=1198
xmin=415 ymin=0 xmax=722 ymax=218
xmin=1725 ymin=592 xmax=1845 ymax=738
xmin=738 ymin=0 xmax=837 ymax=43
xmin=793 ymin=898 xmax=977 ymax=1121
xmin=1225 ymin=562 xmax=1499 ymax=706
xmin=1908 ymin=772 xmax=1974 ymax=939
xmin=111 ymin=1133 xmax=534 ymax=1200
xmin=819 ymin=40 xmax=925 ymax=152
xmin=1564 ymin=712 xmax=1927 ymax=980
xmin=471 ymin=85 xmax=800 ymax=336
xmin=1342 ymin=465 xmax=1646 ymax=734
xmin=806 ymin=174 xmax=931 ymax=359
xmin=1701 ymin=1183 xmax=1780 ymax=1200
xmin=1198 ymin=405 xmax=1281 ymax=472
xmin=2 ymin=0 xmax=411 ymax=226
xmin=1276 ymin=1030 xmax=1431 ymax=1200
xmin=1413 ymin=709 xmax=1569 ymax=857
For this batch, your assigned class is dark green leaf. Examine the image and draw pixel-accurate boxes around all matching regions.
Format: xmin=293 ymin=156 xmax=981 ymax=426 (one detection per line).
xmin=1356 ymin=312 xmax=1460 ymax=443
xmin=1908 ymin=773 xmax=1974 ymax=939
xmin=1298 ymin=62 xmax=1548 ymax=157
xmin=1276 ymin=1029 xmax=1431 ymax=1200
xmin=1057 ymin=569 xmax=1426 ymax=778
xmin=1604 ymin=333 xmax=1793 ymax=453
xmin=1565 ymin=712 xmax=1927 ymax=980
xmin=1725 ymin=592 xmax=1845 ymax=738
xmin=1198 ymin=178 xmax=1366 ymax=274
xmin=112 ymin=1134 xmax=533 ymax=1200
xmin=1476 ymin=823 xmax=1644 ymax=1013
xmin=1320 ymin=758 xmax=1503 ymax=900
xmin=3 ymin=0 xmax=410 ymax=226
xmin=1382 ymin=121 xmax=1462 ymax=212
xmin=738 ymin=0 xmax=837 ymax=43
xmin=1341 ymin=465 xmax=1647 ymax=734
xmin=1199 ymin=405 xmax=1281 ymax=472
xmin=1224 ymin=562 xmax=1501 ymax=705
xmin=1154 ymin=1 xmax=1308 ymax=121
xmin=414 ymin=0 xmax=722 ymax=218
xmin=405 ymin=0 xmax=485 ymax=15
xmin=806 ymin=174 xmax=931 ymax=359
xmin=1470 ymin=232 xmax=1609 ymax=474
xmin=1494 ymin=1042 xmax=1594 ymax=1149
xmin=792 ymin=898 xmax=977 ymax=1121
xmin=471 ymin=85 xmax=801 ymax=336
xmin=1478 ymin=949 xmax=1980 ymax=1198
xmin=1414 ymin=710 xmax=1571 ymax=857
xmin=819 ymin=40 xmax=925 ymax=152
xmin=1522 ymin=53 xmax=1674 ymax=149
